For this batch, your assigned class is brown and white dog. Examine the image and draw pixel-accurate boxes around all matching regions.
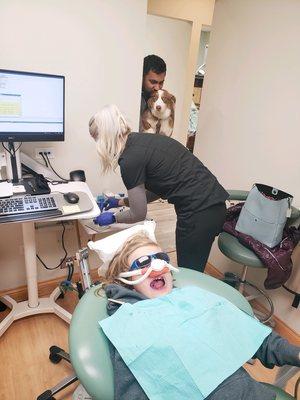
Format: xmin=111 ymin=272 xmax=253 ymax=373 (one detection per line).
xmin=141 ymin=89 xmax=176 ymax=137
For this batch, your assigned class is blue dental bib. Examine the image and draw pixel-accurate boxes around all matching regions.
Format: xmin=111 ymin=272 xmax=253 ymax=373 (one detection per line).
xmin=100 ymin=286 xmax=271 ymax=400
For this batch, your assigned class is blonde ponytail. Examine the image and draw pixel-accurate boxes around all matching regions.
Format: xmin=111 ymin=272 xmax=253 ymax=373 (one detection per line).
xmin=89 ymin=104 xmax=131 ymax=173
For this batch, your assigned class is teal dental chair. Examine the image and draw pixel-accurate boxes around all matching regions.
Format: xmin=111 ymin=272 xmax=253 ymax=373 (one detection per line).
xmin=218 ymin=190 xmax=300 ymax=324
xmin=61 ymin=269 xmax=294 ymax=400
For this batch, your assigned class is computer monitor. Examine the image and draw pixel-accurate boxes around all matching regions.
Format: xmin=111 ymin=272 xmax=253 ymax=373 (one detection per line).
xmin=0 ymin=69 xmax=64 ymax=142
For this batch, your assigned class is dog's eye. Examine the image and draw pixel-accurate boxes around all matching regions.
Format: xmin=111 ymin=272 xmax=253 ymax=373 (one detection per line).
xmin=161 ymin=97 xmax=166 ymax=102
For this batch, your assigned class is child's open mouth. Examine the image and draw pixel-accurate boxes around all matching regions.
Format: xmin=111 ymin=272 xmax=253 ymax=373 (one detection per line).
xmin=150 ymin=276 xmax=166 ymax=290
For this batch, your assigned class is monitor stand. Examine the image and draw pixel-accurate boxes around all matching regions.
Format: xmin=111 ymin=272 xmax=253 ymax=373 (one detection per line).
xmin=4 ymin=141 xmax=22 ymax=183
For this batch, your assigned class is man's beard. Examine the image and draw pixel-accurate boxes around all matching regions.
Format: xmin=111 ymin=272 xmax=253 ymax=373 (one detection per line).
xmin=142 ymin=89 xmax=151 ymax=101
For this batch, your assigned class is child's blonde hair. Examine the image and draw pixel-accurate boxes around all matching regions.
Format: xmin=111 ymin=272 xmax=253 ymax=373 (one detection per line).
xmin=89 ymin=104 xmax=131 ymax=174
xmin=99 ymin=233 xmax=158 ymax=287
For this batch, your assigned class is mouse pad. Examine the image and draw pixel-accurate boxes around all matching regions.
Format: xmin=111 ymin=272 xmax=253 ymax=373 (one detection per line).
xmin=54 ymin=191 xmax=94 ymax=216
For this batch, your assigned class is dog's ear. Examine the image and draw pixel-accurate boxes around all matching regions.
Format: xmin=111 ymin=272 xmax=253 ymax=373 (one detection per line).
xmin=147 ymin=91 xmax=158 ymax=107
xmin=170 ymin=94 xmax=176 ymax=104
xmin=163 ymin=90 xmax=176 ymax=104
xmin=118 ymin=115 xmax=131 ymax=138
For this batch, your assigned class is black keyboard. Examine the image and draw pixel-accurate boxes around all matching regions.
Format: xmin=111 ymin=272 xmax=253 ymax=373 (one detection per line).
xmin=0 ymin=194 xmax=62 ymax=223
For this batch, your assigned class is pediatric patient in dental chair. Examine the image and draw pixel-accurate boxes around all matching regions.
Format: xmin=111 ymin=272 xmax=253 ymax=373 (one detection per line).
xmin=98 ymin=232 xmax=300 ymax=400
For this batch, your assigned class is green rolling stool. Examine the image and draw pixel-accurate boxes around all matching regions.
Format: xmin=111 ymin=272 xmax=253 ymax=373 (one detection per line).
xmin=218 ymin=190 xmax=300 ymax=324
xmin=69 ymin=268 xmax=295 ymax=400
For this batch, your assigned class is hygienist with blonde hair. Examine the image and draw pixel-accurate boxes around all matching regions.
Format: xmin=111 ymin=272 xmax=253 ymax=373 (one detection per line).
xmin=89 ymin=104 xmax=229 ymax=272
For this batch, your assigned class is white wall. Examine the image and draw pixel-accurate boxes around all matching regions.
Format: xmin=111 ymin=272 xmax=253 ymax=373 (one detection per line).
xmin=1 ymin=0 xmax=147 ymax=196
xmin=0 ymin=0 xmax=147 ymax=290
xmin=145 ymin=14 xmax=192 ymax=141
xmin=197 ymin=30 xmax=210 ymax=69
xmin=194 ymin=0 xmax=300 ymax=331
xmin=147 ymin=0 xmax=216 ymax=144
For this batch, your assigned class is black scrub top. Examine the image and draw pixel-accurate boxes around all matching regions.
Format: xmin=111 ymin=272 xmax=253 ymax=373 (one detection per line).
xmin=118 ymin=133 xmax=228 ymax=218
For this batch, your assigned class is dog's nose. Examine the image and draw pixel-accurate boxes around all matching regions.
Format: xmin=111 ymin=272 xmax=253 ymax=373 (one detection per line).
xmin=156 ymin=105 xmax=161 ymax=111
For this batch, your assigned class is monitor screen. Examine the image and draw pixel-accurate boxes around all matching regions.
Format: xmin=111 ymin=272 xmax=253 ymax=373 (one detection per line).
xmin=0 ymin=69 xmax=64 ymax=142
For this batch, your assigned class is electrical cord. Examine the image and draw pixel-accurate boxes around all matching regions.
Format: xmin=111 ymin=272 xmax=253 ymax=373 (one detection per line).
xmin=58 ymin=257 xmax=78 ymax=295
xmin=44 ymin=152 xmax=69 ymax=182
xmin=21 ymin=153 xmax=66 ymax=184
xmin=14 ymin=142 xmax=23 ymax=152
xmin=282 ymin=284 xmax=300 ymax=297
xmin=21 ymin=164 xmax=64 ymax=185
xmin=40 ymin=152 xmax=48 ymax=167
xmin=20 ymin=151 xmax=68 ymax=184
xmin=44 ymin=177 xmax=69 ymax=185
xmin=36 ymin=221 xmax=68 ymax=270
xmin=2 ymin=142 xmax=23 ymax=155
xmin=282 ymin=284 xmax=300 ymax=308
xmin=2 ymin=142 xmax=13 ymax=155
xmin=67 ymin=259 xmax=74 ymax=282
xmin=21 ymin=161 xmax=50 ymax=178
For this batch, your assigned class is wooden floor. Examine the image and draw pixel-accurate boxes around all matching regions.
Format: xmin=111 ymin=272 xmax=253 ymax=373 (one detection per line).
xmin=0 ymin=294 xmax=79 ymax=400
xmin=0 ymin=201 xmax=299 ymax=399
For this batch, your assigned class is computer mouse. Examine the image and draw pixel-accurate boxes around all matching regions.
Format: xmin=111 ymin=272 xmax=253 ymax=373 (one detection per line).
xmin=63 ymin=192 xmax=79 ymax=204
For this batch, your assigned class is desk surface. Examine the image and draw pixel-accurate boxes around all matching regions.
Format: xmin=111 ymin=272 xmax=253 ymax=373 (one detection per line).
xmin=0 ymin=181 xmax=99 ymax=224
xmin=49 ymin=181 xmax=99 ymax=222
xmin=0 ymin=181 xmax=100 ymax=337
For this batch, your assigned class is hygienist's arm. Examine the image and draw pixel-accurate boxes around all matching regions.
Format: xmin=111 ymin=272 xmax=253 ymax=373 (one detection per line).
xmin=145 ymin=189 xmax=161 ymax=203
xmin=115 ymin=184 xmax=157 ymax=224
xmin=119 ymin=184 xmax=160 ymax=208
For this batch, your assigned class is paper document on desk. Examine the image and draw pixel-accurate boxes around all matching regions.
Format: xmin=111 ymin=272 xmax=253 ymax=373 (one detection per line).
xmin=0 ymin=181 xmax=13 ymax=197
xmin=12 ymin=184 xmax=26 ymax=194
xmin=55 ymin=191 xmax=94 ymax=216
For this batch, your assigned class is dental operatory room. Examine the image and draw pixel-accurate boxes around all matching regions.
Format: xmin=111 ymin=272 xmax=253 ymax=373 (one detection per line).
xmin=1 ymin=1 xmax=300 ymax=399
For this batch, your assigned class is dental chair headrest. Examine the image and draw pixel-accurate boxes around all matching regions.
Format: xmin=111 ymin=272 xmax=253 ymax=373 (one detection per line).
xmin=88 ymin=221 xmax=157 ymax=275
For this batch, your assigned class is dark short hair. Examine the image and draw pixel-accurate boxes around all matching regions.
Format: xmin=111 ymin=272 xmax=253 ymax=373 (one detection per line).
xmin=143 ymin=54 xmax=166 ymax=76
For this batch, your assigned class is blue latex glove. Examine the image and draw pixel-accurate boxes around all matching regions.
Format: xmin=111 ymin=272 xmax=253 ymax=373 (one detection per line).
xmin=103 ymin=197 xmax=120 ymax=211
xmin=96 ymin=196 xmax=106 ymax=212
xmin=93 ymin=212 xmax=116 ymax=226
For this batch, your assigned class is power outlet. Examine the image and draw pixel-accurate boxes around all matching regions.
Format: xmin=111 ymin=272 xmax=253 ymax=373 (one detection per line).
xmin=35 ymin=147 xmax=55 ymax=160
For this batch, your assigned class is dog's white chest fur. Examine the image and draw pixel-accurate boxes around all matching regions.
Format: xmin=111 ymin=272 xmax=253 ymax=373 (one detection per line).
xmin=141 ymin=89 xmax=175 ymax=137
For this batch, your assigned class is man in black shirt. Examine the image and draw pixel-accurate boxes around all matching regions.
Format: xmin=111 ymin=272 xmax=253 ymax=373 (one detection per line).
xmin=90 ymin=104 xmax=228 ymax=272
xmin=140 ymin=55 xmax=166 ymax=130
